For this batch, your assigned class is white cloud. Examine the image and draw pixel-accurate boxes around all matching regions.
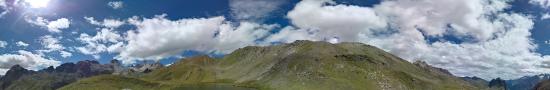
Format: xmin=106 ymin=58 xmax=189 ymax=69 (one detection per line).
xmin=107 ymin=42 xmax=124 ymax=53
xmin=0 ymin=40 xmax=7 ymax=48
xmin=265 ymin=26 xmax=320 ymax=43
xmin=84 ymin=17 xmax=125 ymax=28
xmin=287 ymin=0 xmax=388 ymax=42
xmin=266 ymin=0 xmax=550 ymax=80
xmin=27 ymin=17 xmax=71 ymax=33
xmin=0 ymin=50 xmax=61 ymax=75
xmin=60 ymin=51 xmax=72 ymax=58
xmin=108 ymin=1 xmax=123 ymax=9
xmin=229 ymin=0 xmax=286 ymax=22
xmin=117 ymin=15 xmax=276 ymax=64
xmin=0 ymin=0 xmax=11 ymax=18
xmin=76 ymin=28 xmax=123 ymax=56
xmin=38 ymin=35 xmax=72 ymax=58
xmin=47 ymin=18 xmax=71 ymax=32
xmin=542 ymin=13 xmax=550 ymax=20
xmin=16 ymin=41 xmax=29 ymax=47
xmin=39 ymin=35 xmax=63 ymax=52
xmin=531 ymin=0 xmax=550 ymax=8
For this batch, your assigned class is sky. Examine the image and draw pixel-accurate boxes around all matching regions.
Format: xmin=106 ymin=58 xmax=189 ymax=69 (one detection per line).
xmin=1 ymin=0 xmax=550 ymax=80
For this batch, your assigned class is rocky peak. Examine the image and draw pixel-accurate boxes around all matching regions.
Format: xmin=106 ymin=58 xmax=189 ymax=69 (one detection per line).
xmin=129 ymin=61 xmax=163 ymax=73
xmin=534 ymin=80 xmax=550 ymax=90
xmin=39 ymin=66 xmax=55 ymax=72
xmin=462 ymin=76 xmax=485 ymax=81
xmin=75 ymin=60 xmax=113 ymax=77
xmin=488 ymin=78 xmax=507 ymax=90
xmin=8 ymin=65 xmax=25 ymax=71
xmin=110 ymin=59 xmax=125 ymax=75
xmin=4 ymin=65 xmax=33 ymax=77
xmin=55 ymin=63 xmax=77 ymax=73
xmin=413 ymin=60 xmax=453 ymax=76
xmin=110 ymin=59 xmax=121 ymax=65
xmin=0 ymin=65 xmax=34 ymax=89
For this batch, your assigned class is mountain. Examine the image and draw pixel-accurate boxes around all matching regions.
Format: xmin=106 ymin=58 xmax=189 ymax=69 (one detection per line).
xmin=488 ymin=78 xmax=508 ymax=90
xmin=507 ymin=74 xmax=550 ymax=90
xmin=533 ymin=80 xmax=550 ymax=90
xmin=0 ymin=60 xmax=113 ymax=90
xmin=61 ymin=40 xmax=493 ymax=90
xmin=463 ymin=77 xmax=489 ymax=88
xmin=0 ymin=65 xmax=34 ymax=89
xmin=0 ymin=59 xmax=165 ymax=90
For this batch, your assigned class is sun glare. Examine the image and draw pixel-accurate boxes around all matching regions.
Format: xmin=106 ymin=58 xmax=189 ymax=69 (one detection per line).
xmin=25 ymin=0 xmax=51 ymax=8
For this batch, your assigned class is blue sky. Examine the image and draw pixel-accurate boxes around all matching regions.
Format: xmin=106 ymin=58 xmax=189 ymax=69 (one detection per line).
xmin=1 ymin=0 xmax=550 ymax=80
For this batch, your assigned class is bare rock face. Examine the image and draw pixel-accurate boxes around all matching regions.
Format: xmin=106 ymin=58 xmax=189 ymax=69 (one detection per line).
xmin=534 ymin=80 xmax=550 ymax=90
xmin=0 ymin=65 xmax=34 ymax=89
xmin=0 ymin=60 xmax=118 ymax=90
xmin=110 ymin=60 xmax=125 ymax=75
xmin=55 ymin=63 xmax=77 ymax=73
xmin=488 ymin=78 xmax=508 ymax=90
xmin=110 ymin=60 xmax=164 ymax=76
xmin=75 ymin=60 xmax=113 ymax=77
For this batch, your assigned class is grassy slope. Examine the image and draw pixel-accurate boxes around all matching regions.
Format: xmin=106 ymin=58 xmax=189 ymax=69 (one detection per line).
xmin=6 ymin=73 xmax=78 ymax=90
xmin=59 ymin=75 xmax=170 ymax=90
xmin=61 ymin=41 xmax=488 ymax=90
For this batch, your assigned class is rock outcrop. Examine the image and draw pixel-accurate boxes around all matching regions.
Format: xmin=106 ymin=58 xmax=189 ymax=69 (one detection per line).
xmin=489 ymin=78 xmax=508 ymax=90
xmin=0 ymin=60 xmax=137 ymax=90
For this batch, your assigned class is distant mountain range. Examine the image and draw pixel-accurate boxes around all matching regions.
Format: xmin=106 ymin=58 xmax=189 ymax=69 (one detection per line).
xmin=0 ymin=60 xmax=162 ymax=90
xmin=506 ymin=74 xmax=550 ymax=90
xmin=0 ymin=40 xmax=514 ymax=90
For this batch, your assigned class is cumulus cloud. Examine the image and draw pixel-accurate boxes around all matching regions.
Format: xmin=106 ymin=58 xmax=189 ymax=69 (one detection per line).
xmin=116 ymin=15 xmax=276 ymax=64
xmin=229 ymin=0 xmax=287 ymax=22
xmin=27 ymin=17 xmax=71 ymax=33
xmin=76 ymin=28 xmax=123 ymax=56
xmin=60 ymin=51 xmax=72 ymax=58
xmin=16 ymin=41 xmax=29 ymax=47
xmin=531 ymin=0 xmax=550 ymax=8
xmin=39 ymin=35 xmax=64 ymax=52
xmin=0 ymin=50 xmax=61 ymax=75
xmin=542 ymin=13 xmax=550 ymax=20
xmin=287 ymin=0 xmax=388 ymax=42
xmin=39 ymin=35 xmax=72 ymax=58
xmin=75 ymin=17 xmax=125 ymax=59
xmin=263 ymin=0 xmax=550 ymax=80
xmin=84 ymin=17 xmax=125 ymax=28
xmin=108 ymin=1 xmax=123 ymax=9
xmin=0 ymin=0 xmax=14 ymax=18
xmin=0 ymin=40 xmax=7 ymax=48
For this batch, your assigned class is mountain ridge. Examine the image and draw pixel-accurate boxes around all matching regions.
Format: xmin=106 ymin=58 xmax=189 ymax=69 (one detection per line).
xmin=0 ymin=59 xmax=164 ymax=90
xmin=61 ymin=40 xmax=494 ymax=90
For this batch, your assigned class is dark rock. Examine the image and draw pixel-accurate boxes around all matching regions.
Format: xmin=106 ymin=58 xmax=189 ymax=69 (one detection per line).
xmin=0 ymin=65 xmax=34 ymax=89
xmin=507 ymin=74 xmax=550 ymax=90
xmin=489 ymin=78 xmax=507 ymax=90
xmin=0 ymin=60 xmax=116 ymax=90
xmin=110 ymin=60 xmax=125 ymax=75
xmin=75 ymin=60 xmax=113 ymax=77
xmin=462 ymin=76 xmax=490 ymax=89
xmin=40 ymin=66 xmax=55 ymax=73
xmin=130 ymin=62 xmax=163 ymax=73
xmin=55 ymin=63 xmax=76 ymax=73
xmin=533 ymin=80 xmax=550 ymax=90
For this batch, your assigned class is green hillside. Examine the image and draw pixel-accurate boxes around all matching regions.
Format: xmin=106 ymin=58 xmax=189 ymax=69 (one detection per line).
xmin=61 ymin=40 xmax=490 ymax=90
